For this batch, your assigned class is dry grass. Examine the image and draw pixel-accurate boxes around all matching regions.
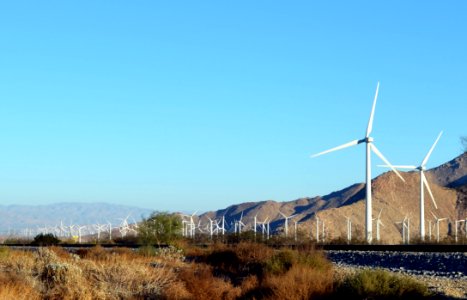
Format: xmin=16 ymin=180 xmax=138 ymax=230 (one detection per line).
xmin=262 ymin=264 xmax=333 ymax=300
xmin=0 ymin=246 xmax=177 ymax=299
xmin=0 ymin=243 xmax=432 ymax=300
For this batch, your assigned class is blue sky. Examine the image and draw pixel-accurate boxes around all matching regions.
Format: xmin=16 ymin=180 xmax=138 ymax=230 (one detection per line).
xmin=0 ymin=2 xmax=465 ymax=212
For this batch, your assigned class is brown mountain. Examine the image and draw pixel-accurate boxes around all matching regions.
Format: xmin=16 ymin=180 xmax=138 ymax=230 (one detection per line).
xmin=199 ymin=152 xmax=467 ymax=244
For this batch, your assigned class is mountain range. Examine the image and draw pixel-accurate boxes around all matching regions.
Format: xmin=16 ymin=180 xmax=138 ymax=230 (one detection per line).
xmin=0 ymin=202 xmax=153 ymax=234
xmin=198 ymin=152 xmax=467 ymax=243
xmin=1 ymin=152 xmax=465 ymax=243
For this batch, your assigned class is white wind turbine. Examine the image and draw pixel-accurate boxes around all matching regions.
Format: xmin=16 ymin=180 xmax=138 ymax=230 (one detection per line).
xmin=259 ymin=217 xmax=269 ymax=240
xmin=217 ymin=216 xmax=226 ymax=236
xmin=374 ymin=209 xmax=384 ymax=242
xmin=345 ymin=216 xmax=352 ymax=243
xmin=253 ymin=214 xmax=258 ymax=239
xmin=279 ymin=211 xmax=297 ymax=238
xmin=312 ymin=82 xmax=405 ymax=243
xmin=315 ymin=216 xmax=321 ymax=243
xmin=107 ymin=221 xmax=113 ymax=241
xmin=77 ymin=225 xmax=87 ymax=243
xmin=185 ymin=211 xmax=198 ymax=238
xmin=237 ymin=212 xmax=246 ymax=234
xmin=379 ymin=131 xmax=443 ymax=241
xmin=431 ymin=211 xmax=448 ymax=243
xmin=94 ymin=223 xmax=108 ymax=242
xmin=293 ymin=220 xmax=299 ymax=242
xmin=395 ymin=216 xmax=409 ymax=244
xmin=207 ymin=217 xmax=215 ymax=239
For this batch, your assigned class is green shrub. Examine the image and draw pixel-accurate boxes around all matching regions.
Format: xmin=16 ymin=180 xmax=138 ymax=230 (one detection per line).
xmin=138 ymin=245 xmax=158 ymax=257
xmin=32 ymin=233 xmax=60 ymax=246
xmin=0 ymin=246 xmax=10 ymax=260
xmin=264 ymin=249 xmax=294 ymax=275
xmin=296 ymin=250 xmax=331 ymax=272
xmin=336 ymin=269 xmax=432 ymax=299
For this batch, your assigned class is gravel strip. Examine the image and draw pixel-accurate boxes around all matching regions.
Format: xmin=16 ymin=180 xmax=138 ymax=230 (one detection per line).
xmin=327 ymin=250 xmax=467 ymax=299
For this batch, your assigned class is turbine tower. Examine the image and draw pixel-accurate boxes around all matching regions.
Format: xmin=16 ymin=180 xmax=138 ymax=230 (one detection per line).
xmin=374 ymin=208 xmax=384 ymax=242
xmin=379 ymin=131 xmax=443 ymax=241
xmin=312 ymin=82 xmax=404 ymax=243
xmin=431 ymin=211 xmax=447 ymax=243
xmin=279 ymin=211 xmax=296 ymax=238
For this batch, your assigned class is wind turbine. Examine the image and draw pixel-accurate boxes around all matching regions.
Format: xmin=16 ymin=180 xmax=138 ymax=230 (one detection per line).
xmin=374 ymin=209 xmax=384 ymax=242
xmin=315 ymin=216 xmax=321 ymax=243
xmin=106 ymin=221 xmax=113 ymax=241
xmin=395 ymin=216 xmax=409 ymax=244
xmin=293 ymin=220 xmax=299 ymax=242
xmin=207 ymin=217 xmax=215 ymax=240
xmin=184 ymin=211 xmax=197 ymax=238
xmin=218 ymin=216 xmax=225 ymax=236
xmin=379 ymin=131 xmax=443 ymax=241
xmin=279 ymin=211 xmax=296 ymax=238
xmin=77 ymin=225 xmax=87 ymax=243
xmin=237 ymin=212 xmax=246 ymax=234
xmin=312 ymin=82 xmax=405 ymax=243
xmin=253 ymin=214 xmax=258 ymax=239
xmin=94 ymin=223 xmax=106 ymax=242
xmin=321 ymin=220 xmax=326 ymax=243
xmin=258 ymin=217 xmax=269 ymax=240
xmin=431 ymin=212 xmax=447 ymax=243
xmin=345 ymin=216 xmax=352 ymax=243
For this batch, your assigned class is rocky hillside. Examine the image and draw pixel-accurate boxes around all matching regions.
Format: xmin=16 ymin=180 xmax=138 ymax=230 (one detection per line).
xmin=199 ymin=152 xmax=467 ymax=244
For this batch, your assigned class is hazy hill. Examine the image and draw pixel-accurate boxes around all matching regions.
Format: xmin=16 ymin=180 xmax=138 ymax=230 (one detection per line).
xmin=199 ymin=152 xmax=467 ymax=243
xmin=0 ymin=202 xmax=153 ymax=233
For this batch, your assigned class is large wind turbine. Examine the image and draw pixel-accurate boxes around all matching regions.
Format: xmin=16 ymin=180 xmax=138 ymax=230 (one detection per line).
xmin=379 ymin=131 xmax=442 ymax=241
xmin=312 ymin=82 xmax=405 ymax=243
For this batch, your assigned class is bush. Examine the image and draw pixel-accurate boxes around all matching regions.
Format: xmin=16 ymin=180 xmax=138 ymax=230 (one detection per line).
xmin=335 ymin=269 xmax=432 ymax=299
xmin=0 ymin=246 xmax=10 ymax=260
xmin=32 ymin=233 xmax=60 ymax=246
xmin=264 ymin=249 xmax=294 ymax=275
xmin=137 ymin=211 xmax=183 ymax=246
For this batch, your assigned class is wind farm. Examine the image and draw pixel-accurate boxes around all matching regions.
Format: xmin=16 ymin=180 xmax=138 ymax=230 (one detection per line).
xmin=1 ymin=1 xmax=467 ymax=299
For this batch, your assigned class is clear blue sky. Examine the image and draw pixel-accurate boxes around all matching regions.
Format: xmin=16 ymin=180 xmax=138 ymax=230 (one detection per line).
xmin=0 ymin=2 xmax=465 ymax=212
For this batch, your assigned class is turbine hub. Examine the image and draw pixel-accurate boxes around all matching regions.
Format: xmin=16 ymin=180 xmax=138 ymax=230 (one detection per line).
xmin=366 ymin=137 xmax=374 ymax=143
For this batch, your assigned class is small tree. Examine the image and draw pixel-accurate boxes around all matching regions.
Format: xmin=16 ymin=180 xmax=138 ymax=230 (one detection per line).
xmin=137 ymin=212 xmax=182 ymax=246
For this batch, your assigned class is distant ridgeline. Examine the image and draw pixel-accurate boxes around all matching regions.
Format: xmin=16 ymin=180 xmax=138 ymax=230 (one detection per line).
xmin=0 ymin=202 xmax=153 ymax=233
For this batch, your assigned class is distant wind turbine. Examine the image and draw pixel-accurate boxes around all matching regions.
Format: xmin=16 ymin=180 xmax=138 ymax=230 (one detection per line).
xmin=431 ymin=211 xmax=447 ymax=243
xmin=279 ymin=211 xmax=296 ymax=238
xmin=312 ymin=82 xmax=405 ymax=243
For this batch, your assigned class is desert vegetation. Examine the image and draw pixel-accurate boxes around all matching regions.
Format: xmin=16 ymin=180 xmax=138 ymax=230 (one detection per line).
xmin=0 ymin=241 xmax=437 ymax=300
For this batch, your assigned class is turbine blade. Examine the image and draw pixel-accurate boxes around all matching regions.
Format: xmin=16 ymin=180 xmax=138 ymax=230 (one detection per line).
xmin=378 ymin=208 xmax=383 ymax=219
xmin=370 ymin=144 xmax=405 ymax=182
xmin=421 ymin=131 xmax=443 ymax=167
xmin=311 ymin=139 xmax=360 ymax=158
xmin=421 ymin=172 xmax=438 ymax=209
xmin=366 ymin=82 xmax=380 ymax=137
xmin=430 ymin=211 xmax=438 ymax=220
xmin=377 ymin=164 xmax=417 ymax=169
